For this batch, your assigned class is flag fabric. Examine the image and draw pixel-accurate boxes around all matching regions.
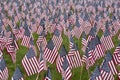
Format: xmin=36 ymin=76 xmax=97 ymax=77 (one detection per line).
xmin=62 ymin=56 xmax=72 ymax=80
xmin=22 ymin=47 xmax=39 ymax=76
xmin=100 ymin=29 xmax=114 ymax=51
xmin=44 ymin=39 xmax=58 ymax=64
xmin=36 ymin=30 xmax=47 ymax=51
xmin=36 ymin=26 xmax=43 ymax=34
xmin=105 ymin=51 xmax=118 ymax=75
xmin=0 ymin=58 xmax=9 ymax=80
xmin=21 ymin=24 xmax=31 ymax=47
xmin=0 ymin=32 xmax=6 ymax=51
xmin=12 ymin=67 xmax=24 ymax=80
xmin=82 ymin=32 xmax=88 ymax=52
xmin=52 ymin=29 xmax=63 ymax=50
xmin=100 ymin=59 xmax=114 ymax=80
xmin=44 ymin=67 xmax=52 ymax=80
xmin=118 ymin=34 xmax=120 ymax=40
xmin=38 ymin=46 xmax=47 ymax=73
xmin=56 ymin=46 xmax=67 ymax=73
xmin=90 ymin=66 xmax=102 ymax=80
xmin=113 ymin=43 xmax=120 ymax=65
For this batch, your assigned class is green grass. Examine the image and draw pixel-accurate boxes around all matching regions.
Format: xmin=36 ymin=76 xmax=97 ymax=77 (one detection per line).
xmin=2 ymin=29 xmax=120 ymax=80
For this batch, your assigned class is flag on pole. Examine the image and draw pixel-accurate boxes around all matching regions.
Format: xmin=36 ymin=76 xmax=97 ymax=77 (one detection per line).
xmin=44 ymin=39 xmax=58 ymax=64
xmin=56 ymin=46 xmax=67 ymax=73
xmin=12 ymin=67 xmax=24 ymax=80
xmin=52 ymin=29 xmax=63 ymax=50
xmin=38 ymin=45 xmax=47 ymax=73
xmin=82 ymin=32 xmax=88 ymax=52
xmin=90 ymin=66 xmax=102 ymax=80
xmin=22 ymin=47 xmax=39 ymax=76
xmin=100 ymin=29 xmax=114 ymax=51
xmin=0 ymin=58 xmax=9 ymax=80
xmin=113 ymin=43 xmax=120 ymax=65
xmin=62 ymin=56 xmax=72 ymax=80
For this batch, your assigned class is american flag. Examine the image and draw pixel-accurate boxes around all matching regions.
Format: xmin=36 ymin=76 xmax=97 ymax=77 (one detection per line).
xmin=105 ymin=51 xmax=118 ymax=75
xmin=38 ymin=46 xmax=47 ymax=73
xmin=67 ymin=37 xmax=82 ymax=68
xmin=12 ymin=67 xmax=24 ymax=80
xmin=94 ymin=36 xmax=105 ymax=58
xmin=36 ymin=26 xmax=43 ymax=34
xmin=44 ymin=39 xmax=58 ymax=64
xmin=67 ymin=24 xmax=74 ymax=38
xmin=36 ymin=30 xmax=47 ymax=51
xmin=0 ymin=32 xmax=6 ymax=51
xmin=100 ymin=59 xmax=114 ymax=80
xmin=62 ymin=56 xmax=72 ymax=80
xmin=52 ymin=29 xmax=63 ymax=50
xmin=21 ymin=25 xmax=31 ymax=47
xmin=56 ymin=46 xmax=67 ymax=73
xmin=44 ymin=67 xmax=52 ymax=80
xmin=113 ymin=43 xmax=120 ymax=65
xmin=6 ymin=33 xmax=17 ymax=63
xmin=22 ymin=47 xmax=39 ymax=76
xmin=82 ymin=32 xmax=87 ymax=52
xmin=100 ymin=29 xmax=114 ymax=51
xmin=0 ymin=58 xmax=9 ymax=80
xmin=90 ymin=66 xmax=102 ymax=80
xmin=74 ymin=15 xmax=83 ymax=39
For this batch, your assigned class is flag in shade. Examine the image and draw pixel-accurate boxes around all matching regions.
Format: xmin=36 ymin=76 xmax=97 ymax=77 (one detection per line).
xmin=22 ymin=47 xmax=39 ymax=76
xmin=62 ymin=56 xmax=72 ymax=80
xmin=38 ymin=45 xmax=47 ymax=73
xmin=44 ymin=67 xmax=52 ymax=80
xmin=105 ymin=51 xmax=118 ymax=75
xmin=52 ymin=29 xmax=63 ymax=50
xmin=21 ymin=23 xmax=31 ymax=47
xmin=90 ymin=66 xmax=102 ymax=80
xmin=56 ymin=46 xmax=67 ymax=73
xmin=0 ymin=58 xmax=9 ymax=80
xmin=0 ymin=31 xmax=6 ymax=51
xmin=100 ymin=29 xmax=114 ymax=51
xmin=67 ymin=24 xmax=74 ymax=38
xmin=36 ymin=30 xmax=47 ymax=51
xmin=94 ymin=36 xmax=105 ymax=58
xmin=12 ymin=67 xmax=24 ymax=80
xmin=100 ymin=59 xmax=114 ymax=80
xmin=44 ymin=39 xmax=58 ymax=64
xmin=113 ymin=43 xmax=120 ymax=65
xmin=67 ymin=37 xmax=82 ymax=68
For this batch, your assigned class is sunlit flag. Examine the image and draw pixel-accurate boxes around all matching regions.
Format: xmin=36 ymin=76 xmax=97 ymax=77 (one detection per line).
xmin=90 ymin=66 xmax=102 ymax=80
xmin=0 ymin=58 xmax=9 ymax=80
xmin=44 ymin=39 xmax=58 ymax=64
xmin=12 ymin=67 xmax=24 ymax=80
xmin=22 ymin=47 xmax=39 ymax=76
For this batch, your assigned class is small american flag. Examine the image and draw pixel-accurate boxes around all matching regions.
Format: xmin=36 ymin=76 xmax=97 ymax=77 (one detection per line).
xmin=90 ymin=66 xmax=102 ymax=80
xmin=22 ymin=47 xmax=39 ymax=76
xmin=118 ymin=34 xmax=120 ymax=40
xmin=44 ymin=39 xmax=58 ymax=64
xmin=62 ymin=56 xmax=72 ymax=80
xmin=105 ymin=51 xmax=118 ymax=75
xmin=100 ymin=29 xmax=114 ymax=51
xmin=52 ymin=29 xmax=63 ymax=50
xmin=56 ymin=46 xmax=67 ymax=73
xmin=113 ymin=43 xmax=120 ymax=65
xmin=38 ymin=46 xmax=47 ymax=73
xmin=36 ymin=30 xmax=47 ymax=51
xmin=82 ymin=32 xmax=87 ymax=52
xmin=0 ymin=58 xmax=9 ymax=80
xmin=21 ymin=26 xmax=31 ymax=47
xmin=36 ymin=26 xmax=43 ymax=34
xmin=12 ymin=67 xmax=24 ymax=80
xmin=100 ymin=59 xmax=114 ymax=80
xmin=44 ymin=67 xmax=52 ymax=80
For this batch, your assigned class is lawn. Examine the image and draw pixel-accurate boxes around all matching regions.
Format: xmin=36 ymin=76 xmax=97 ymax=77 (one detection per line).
xmin=2 ymin=29 xmax=120 ymax=80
